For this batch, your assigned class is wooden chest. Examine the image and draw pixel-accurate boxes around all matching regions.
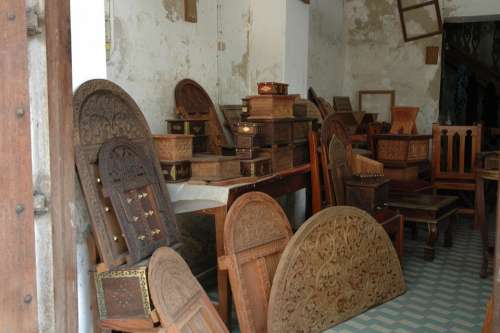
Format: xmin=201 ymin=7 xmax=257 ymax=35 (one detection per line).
xmin=292 ymin=118 xmax=316 ymax=142
xmin=240 ymin=157 xmax=273 ymax=177
xmin=153 ymin=135 xmax=193 ymax=161
xmin=190 ymin=155 xmax=241 ymax=181
xmin=257 ymin=82 xmax=289 ymax=95
xmin=95 ymin=264 xmax=152 ymax=321
xmin=160 ymin=160 xmax=191 ymax=183
xmin=375 ymin=134 xmax=431 ymax=164
xmin=345 ymin=177 xmax=390 ymax=213
xmin=236 ymin=148 xmax=260 ymax=160
xmin=249 ymin=118 xmax=293 ymax=146
xmin=293 ymin=141 xmax=310 ymax=167
xmin=193 ymin=135 xmax=208 ymax=154
xmin=167 ymin=119 xmax=206 ymax=136
xmin=235 ymin=133 xmax=263 ymax=149
xmin=247 ymin=95 xmax=297 ymax=119
xmin=259 ymin=144 xmax=294 ymax=172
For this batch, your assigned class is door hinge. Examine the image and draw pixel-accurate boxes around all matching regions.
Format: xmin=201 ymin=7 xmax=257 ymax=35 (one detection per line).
xmin=33 ymin=192 xmax=49 ymax=216
xmin=26 ymin=5 xmax=43 ymax=36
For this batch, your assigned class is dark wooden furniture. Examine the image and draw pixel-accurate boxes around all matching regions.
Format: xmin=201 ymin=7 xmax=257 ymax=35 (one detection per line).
xmin=476 ymin=151 xmax=499 ymax=278
xmin=308 ymin=87 xmax=333 ymax=119
xmin=268 ymin=206 xmax=405 ymax=333
xmin=219 ymin=192 xmax=293 ymax=333
xmin=386 ymin=194 xmax=458 ymax=261
xmin=432 ymin=123 xmax=482 ymax=218
xmin=345 ymin=177 xmax=390 ymax=214
xmin=246 ymin=95 xmax=297 ymax=119
xmin=190 ymin=155 xmax=241 ymax=181
xmin=333 ymin=96 xmax=353 ymax=112
xmin=175 ymin=79 xmax=227 ymax=154
xmin=220 ymin=104 xmax=242 ymax=133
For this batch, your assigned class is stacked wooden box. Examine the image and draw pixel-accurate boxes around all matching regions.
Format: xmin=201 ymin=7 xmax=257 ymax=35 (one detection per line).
xmin=154 ymin=133 xmax=194 ymax=183
xmin=237 ymin=83 xmax=316 ymax=175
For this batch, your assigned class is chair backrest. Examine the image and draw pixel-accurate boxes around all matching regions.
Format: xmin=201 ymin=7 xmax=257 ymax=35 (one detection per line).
xmin=390 ymin=107 xmax=419 ymax=134
xmin=219 ymin=192 xmax=293 ymax=333
xmin=308 ymin=87 xmax=332 ymax=120
xmin=148 ymin=247 xmax=229 ymax=333
xmin=267 ymin=206 xmax=405 ymax=333
xmin=333 ymin=96 xmax=353 ymax=112
xmin=432 ymin=123 xmax=482 ymax=181
xmin=328 ymin=135 xmax=351 ymax=206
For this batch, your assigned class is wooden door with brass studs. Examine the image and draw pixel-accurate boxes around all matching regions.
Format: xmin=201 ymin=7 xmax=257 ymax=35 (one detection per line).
xmin=218 ymin=192 xmax=293 ymax=333
xmin=99 ymin=137 xmax=178 ymax=263
xmin=149 ymin=247 xmax=229 ymax=333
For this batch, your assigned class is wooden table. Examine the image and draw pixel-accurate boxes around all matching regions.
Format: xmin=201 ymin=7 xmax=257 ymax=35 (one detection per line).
xmin=167 ymin=165 xmax=311 ymax=325
xmin=386 ymin=194 xmax=458 ymax=261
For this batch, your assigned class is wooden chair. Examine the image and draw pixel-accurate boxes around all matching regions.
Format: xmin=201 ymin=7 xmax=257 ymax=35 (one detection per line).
xmin=218 ymin=192 xmax=293 ymax=333
xmin=432 ymin=123 xmax=482 ymax=218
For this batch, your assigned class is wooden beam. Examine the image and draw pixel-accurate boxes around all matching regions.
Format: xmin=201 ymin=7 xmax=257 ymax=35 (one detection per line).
xmin=45 ymin=0 xmax=78 ymax=331
xmin=0 ymin=0 xmax=38 ymax=331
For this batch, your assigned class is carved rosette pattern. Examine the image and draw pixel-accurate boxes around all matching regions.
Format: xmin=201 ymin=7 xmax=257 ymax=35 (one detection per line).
xmin=268 ymin=206 xmax=406 ymax=333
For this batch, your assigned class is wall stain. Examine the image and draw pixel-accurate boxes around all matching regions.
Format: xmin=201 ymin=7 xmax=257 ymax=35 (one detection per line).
xmin=162 ymin=0 xmax=183 ymax=22
xmin=232 ymin=10 xmax=251 ymax=84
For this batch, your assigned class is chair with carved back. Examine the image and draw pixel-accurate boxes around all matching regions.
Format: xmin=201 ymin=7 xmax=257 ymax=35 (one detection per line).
xmin=432 ymin=123 xmax=482 ymax=218
xmin=218 ymin=192 xmax=293 ymax=333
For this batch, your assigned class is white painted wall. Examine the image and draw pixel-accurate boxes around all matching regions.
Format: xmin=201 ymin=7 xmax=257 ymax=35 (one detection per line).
xmin=70 ymin=0 xmax=107 ymax=89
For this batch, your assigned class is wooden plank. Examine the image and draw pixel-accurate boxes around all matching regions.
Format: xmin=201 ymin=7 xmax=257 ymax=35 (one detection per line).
xmin=0 ymin=0 xmax=38 ymax=331
xmin=447 ymin=133 xmax=454 ymax=172
xmin=308 ymin=131 xmax=322 ymax=214
xmin=45 ymin=0 xmax=78 ymax=331
xmin=494 ymin=172 xmax=500 ymax=331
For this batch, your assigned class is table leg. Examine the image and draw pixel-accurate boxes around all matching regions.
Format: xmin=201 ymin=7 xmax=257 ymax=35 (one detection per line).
xmin=477 ymin=177 xmax=489 ymax=278
xmin=444 ymin=214 xmax=454 ymax=248
xmin=425 ymin=223 xmax=438 ymax=261
xmin=213 ymin=206 xmax=230 ymax=325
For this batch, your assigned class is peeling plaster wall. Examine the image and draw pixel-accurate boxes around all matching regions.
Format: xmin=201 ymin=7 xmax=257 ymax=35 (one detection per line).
xmin=107 ymin=0 xmax=219 ymax=134
xmin=308 ymin=0 xmax=345 ymax=101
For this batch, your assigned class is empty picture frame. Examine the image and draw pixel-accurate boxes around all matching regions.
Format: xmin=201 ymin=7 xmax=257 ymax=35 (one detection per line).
xmin=397 ymin=0 xmax=443 ymax=42
xmin=358 ymin=90 xmax=396 ymax=123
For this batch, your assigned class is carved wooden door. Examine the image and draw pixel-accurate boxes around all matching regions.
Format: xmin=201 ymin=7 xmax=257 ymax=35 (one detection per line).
xmin=218 ymin=192 xmax=292 ymax=333
xmin=99 ymin=137 xmax=179 ymax=263
xmin=149 ymin=247 xmax=229 ymax=333
xmin=74 ymin=79 xmax=180 ymax=268
xmin=175 ymin=79 xmax=227 ymax=154
xmin=268 ymin=206 xmax=405 ymax=333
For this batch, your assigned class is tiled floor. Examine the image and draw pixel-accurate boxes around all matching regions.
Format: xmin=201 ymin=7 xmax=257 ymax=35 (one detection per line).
xmin=227 ymin=218 xmax=492 ymax=333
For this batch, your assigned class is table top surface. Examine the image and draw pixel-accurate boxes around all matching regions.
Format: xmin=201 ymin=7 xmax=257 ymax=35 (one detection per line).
xmin=386 ymin=194 xmax=458 ymax=211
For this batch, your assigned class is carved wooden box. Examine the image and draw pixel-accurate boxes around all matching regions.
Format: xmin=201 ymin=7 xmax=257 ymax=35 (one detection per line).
xmin=345 ymin=177 xmax=390 ymax=213
xmin=235 ymin=133 xmax=263 ymax=149
xmin=250 ymin=118 xmax=293 ymax=146
xmin=236 ymin=148 xmax=260 ymax=160
xmin=193 ymin=135 xmax=208 ymax=154
xmin=257 ymin=82 xmax=289 ymax=95
xmin=167 ymin=119 xmax=206 ymax=136
xmin=247 ymin=95 xmax=297 ymax=119
xmin=153 ymin=135 xmax=193 ymax=161
xmin=190 ymin=155 xmax=241 ymax=181
xmin=259 ymin=144 xmax=294 ymax=172
xmin=375 ymin=134 xmax=431 ymax=165
xmin=240 ymin=157 xmax=273 ymax=177
xmin=160 ymin=160 xmax=191 ymax=183
xmin=95 ymin=264 xmax=152 ymax=321
xmin=293 ymin=141 xmax=310 ymax=167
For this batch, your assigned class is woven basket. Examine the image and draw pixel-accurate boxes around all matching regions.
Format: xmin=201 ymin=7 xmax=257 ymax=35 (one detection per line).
xmin=153 ymin=135 xmax=193 ymax=161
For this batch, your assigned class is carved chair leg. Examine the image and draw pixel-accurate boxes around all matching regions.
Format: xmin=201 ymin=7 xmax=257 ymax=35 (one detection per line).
xmin=425 ymin=223 xmax=438 ymax=261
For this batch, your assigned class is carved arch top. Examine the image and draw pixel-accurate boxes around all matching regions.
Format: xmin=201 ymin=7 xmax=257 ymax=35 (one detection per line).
xmin=74 ymin=79 xmax=151 ymax=147
xmin=268 ymin=206 xmax=405 ymax=333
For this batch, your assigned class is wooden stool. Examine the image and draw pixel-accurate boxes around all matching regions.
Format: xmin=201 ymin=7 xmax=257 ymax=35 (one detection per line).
xmin=386 ymin=194 xmax=458 ymax=261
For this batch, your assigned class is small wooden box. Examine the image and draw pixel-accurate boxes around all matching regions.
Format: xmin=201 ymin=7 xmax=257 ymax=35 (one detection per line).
xmin=257 ymin=82 xmax=289 ymax=95
xmin=160 ymin=160 xmax=191 ymax=183
xmin=236 ymin=148 xmax=260 ymax=160
xmin=235 ymin=122 xmax=265 ymax=136
xmin=259 ymin=144 xmax=294 ymax=172
xmin=95 ymin=265 xmax=152 ymax=321
xmin=193 ymin=135 xmax=209 ymax=154
xmin=241 ymin=157 xmax=273 ymax=177
xmin=345 ymin=177 xmax=390 ymax=213
xmin=167 ymin=119 xmax=206 ymax=136
xmin=247 ymin=95 xmax=297 ymax=119
xmin=292 ymin=118 xmax=316 ymax=142
xmin=375 ymin=134 xmax=431 ymax=164
xmin=235 ymin=133 xmax=263 ymax=149
xmin=293 ymin=141 xmax=310 ymax=167
xmin=190 ymin=155 xmax=241 ymax=181
xmin=153 ymin=135 xmax=193 ymax=161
